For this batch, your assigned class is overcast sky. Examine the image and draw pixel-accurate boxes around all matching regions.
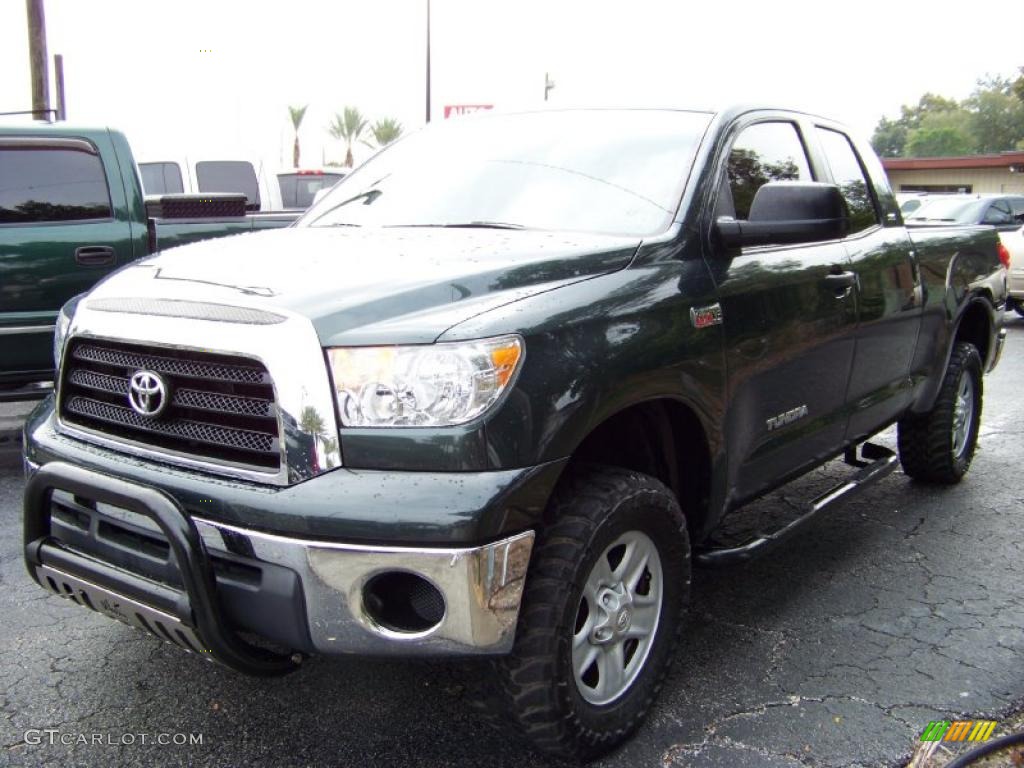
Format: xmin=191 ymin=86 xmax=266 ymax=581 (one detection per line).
xmin=0 ymin=0 xmax=1019 ymax=170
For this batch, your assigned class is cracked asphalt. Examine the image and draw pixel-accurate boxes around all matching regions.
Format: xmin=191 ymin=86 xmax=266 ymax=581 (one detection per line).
xmin=1 ymin=318 xmax=1021 ymax=768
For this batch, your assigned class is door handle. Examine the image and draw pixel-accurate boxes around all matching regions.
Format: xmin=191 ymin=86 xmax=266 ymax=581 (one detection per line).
xmin=74 ymin=245 xmax=116 ymax=267
xmin=823 ymin=270 xmax=857 ymax=297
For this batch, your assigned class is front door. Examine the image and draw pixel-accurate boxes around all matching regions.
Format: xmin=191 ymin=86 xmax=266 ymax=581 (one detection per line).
xmin=709 ymin=119 xmax=859 ymax=503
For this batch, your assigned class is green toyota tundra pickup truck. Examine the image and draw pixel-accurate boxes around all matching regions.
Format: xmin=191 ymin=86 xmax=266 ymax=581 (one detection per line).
xmin=21 ymin=107 xmax=1006 ymax=759
xmin=0 ymin=123 xmax=299 ymax=401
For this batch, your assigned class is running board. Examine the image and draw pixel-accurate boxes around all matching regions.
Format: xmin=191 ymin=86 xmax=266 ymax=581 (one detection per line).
xmin=695 ymin=443 xmax=898 ymax=568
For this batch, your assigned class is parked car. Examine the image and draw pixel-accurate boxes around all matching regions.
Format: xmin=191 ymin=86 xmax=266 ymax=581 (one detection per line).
xmin=275 ymin=168 xmax=347 ymax=209
xmin=895 ymin=191 xmax=932 ymax=216
xmin=0 ymin=124 xmax=300 ymax=401
xmin=905 ymin=193 xmax=1024 ymax=231
xmin=1000 ymin=224 xmax=1024 ymax=316
xmin=23 ymin=106 xmax=1005 ymax=760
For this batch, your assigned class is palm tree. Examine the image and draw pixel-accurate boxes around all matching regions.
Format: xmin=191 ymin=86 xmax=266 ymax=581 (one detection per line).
xmin=288 ymin=105 xmax=308 ymax=168
xmin=327 ymin=106 xmax=369 ymax=168
xmin=364 ymin=117 xmax=403 ymax=149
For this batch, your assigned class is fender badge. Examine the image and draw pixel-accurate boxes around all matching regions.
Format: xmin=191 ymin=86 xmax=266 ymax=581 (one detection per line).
xmin=690 ymin=303 xmax=723 ymax=329
xmin=766 ymin=404 xmax=809 ymax=431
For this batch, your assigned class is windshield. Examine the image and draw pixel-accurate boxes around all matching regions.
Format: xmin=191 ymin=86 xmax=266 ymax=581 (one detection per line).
xmin=299 ymin=110 xmax=711 ymax=236
xmin=907 ymin=197 xmax=985 ymax=224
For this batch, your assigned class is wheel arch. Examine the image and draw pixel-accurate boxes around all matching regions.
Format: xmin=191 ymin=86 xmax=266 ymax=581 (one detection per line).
xmin=910 ymin=292 xmax=996 ymax=414
xmin=557 ymin=396 xmax=715 ymax=544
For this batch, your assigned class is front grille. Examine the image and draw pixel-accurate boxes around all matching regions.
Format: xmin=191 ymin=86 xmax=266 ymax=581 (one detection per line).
xmin=60 ymin=339 xmax=280 ymax=472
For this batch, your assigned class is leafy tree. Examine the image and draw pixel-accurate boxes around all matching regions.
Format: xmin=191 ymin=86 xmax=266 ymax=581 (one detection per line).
xmin=905 ymin=111 xmax=975 ymax=157
xmin=288 ymin=105 xmax=308 ymax=168
xmin=364 ymin=117 xmax=403 ymax=149
xmin=871 ymin=93 xmax=964 ymax=157
xmin=872 ymin=75 xmax=1024 ymax=157
xmin=327 ymin=106 xmax=369 ymax=168
xmin=871 ymin=117 xmax=908 ymax=159
xmin=964 ymin=77 xmax=1024 ymax=154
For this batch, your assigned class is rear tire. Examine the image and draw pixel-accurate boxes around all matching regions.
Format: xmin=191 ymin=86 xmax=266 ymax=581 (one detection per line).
xmin=898 ymin=342 xmax=983 ymax=484
xmin=489 ymin=464 xmax=690 ymax=761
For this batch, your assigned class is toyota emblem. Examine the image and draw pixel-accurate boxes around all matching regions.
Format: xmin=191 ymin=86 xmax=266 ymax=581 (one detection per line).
xmin=128 ymin=370 xmax=169 ymax=417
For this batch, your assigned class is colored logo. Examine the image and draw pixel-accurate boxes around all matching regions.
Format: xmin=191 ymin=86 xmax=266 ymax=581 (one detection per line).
xmin=690 ymin=303 xmax=723 ymax=329
xmin=920 ymin=720 xmax=998 ymax=742
xmin=128 ymin=370 xmax=169 ymax=417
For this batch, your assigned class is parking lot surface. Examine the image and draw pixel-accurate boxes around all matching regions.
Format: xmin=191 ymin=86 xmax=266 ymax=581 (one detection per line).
xmin=1 ymin=319 xmax=1021 ymax=768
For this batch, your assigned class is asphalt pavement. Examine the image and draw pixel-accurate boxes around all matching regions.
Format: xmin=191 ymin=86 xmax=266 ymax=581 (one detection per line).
xmin=1 ymin=319 xmax=1022 ymax=768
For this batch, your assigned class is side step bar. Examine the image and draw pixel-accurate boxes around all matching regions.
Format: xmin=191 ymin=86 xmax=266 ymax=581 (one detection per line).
xmin=695 ymin=442 xmax=898 ymax=568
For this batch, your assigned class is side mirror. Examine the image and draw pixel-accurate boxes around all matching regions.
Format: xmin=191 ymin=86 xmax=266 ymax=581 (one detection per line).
xmin=715 ymin=182 xmax=849 ymax=249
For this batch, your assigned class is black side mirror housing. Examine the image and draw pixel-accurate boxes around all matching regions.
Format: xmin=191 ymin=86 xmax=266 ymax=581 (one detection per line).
xmin=716 ymin=182 xmax=849 ymax=249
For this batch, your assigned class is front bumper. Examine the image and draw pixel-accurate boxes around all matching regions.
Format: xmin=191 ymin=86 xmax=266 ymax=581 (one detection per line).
xmin=24 ymin=459 xmax=534 ymax=671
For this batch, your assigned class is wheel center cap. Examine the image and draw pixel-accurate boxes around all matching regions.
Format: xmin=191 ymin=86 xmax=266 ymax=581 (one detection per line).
xmin=616 ymin=609 xmax=631 ymax=631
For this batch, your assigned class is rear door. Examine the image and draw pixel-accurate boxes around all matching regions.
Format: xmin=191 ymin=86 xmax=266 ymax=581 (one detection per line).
xmin=711 ymin=118 xmax=858 ymax=501
xmin=812 ymin=126 xmax=922 ymax=440
xmin=0 ymin=136 xmax=133 ymax=383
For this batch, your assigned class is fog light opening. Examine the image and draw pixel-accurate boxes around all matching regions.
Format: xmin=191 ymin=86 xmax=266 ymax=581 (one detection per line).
xmin=362 ymin=571 xmax=446 ymax=634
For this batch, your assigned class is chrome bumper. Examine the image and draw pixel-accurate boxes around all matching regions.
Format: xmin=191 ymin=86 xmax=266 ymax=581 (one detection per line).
xmin=195 ymin=518 xmax=534 ymax=655
xmin=24 ymin=461 xmax=535 ymax=671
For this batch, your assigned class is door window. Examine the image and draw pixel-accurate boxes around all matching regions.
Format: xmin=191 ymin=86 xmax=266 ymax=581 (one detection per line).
xmin=0 ymin=145 xmax=112 ymax=224
xmin=723 ymin=122 xmax=812 ymax=220
xmin=816 ymin=128 xmax=879 ymax=235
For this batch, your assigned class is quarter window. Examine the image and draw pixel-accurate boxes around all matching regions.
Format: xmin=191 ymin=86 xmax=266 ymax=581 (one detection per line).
xmin=723 ymin=122 xmax=812 ymax=221
xmin=816 ymin=128 xmax=878 ymax=235
xmin=0 ymin=146 xmax=112 ymax=224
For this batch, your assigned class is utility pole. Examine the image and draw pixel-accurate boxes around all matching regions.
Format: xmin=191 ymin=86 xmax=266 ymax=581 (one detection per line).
xmin=544 ymin=72 xmax=555 ymax=102
xmin=54 ymin=53 xmax=66 ymax=120
xmin=425 ymin=0 xmax=432 ymax=123
xmin=26 ymin=0 xmax=50 ymax=119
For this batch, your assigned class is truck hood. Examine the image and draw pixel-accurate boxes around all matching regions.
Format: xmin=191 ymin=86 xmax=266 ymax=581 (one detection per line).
xmin=86 ymin=227 xmax=641 ymax=345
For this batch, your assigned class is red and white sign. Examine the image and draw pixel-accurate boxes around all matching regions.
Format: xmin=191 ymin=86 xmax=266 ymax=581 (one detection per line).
xmin=443 ymin=104 xmax=494 ymax=119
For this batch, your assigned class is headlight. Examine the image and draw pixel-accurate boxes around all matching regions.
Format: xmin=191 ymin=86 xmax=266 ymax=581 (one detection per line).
xmin=328 ymin=335 xmax=523 ymax=427
xmin=53 ymin=295 xmax=81 ymax=370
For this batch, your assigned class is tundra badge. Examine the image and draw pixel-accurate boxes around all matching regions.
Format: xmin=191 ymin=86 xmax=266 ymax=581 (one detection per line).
xmin=766 ymin=405 xmax=808 ymax=431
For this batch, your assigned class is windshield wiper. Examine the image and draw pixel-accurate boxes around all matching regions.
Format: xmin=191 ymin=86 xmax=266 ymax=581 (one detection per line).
xmin=383 ymin=221 xmax=527 ymax=230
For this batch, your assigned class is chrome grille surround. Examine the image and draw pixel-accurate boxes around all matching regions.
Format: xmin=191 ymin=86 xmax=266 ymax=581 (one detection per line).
xmin=55 ymin=298 xmax=341 ymax=485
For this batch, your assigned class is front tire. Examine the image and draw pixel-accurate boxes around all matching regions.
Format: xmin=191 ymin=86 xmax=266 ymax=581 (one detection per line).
xmin=491 ymin=465 xmax=690 ymax=760
xmin=898 ymin=342 xmax=983 ymax=484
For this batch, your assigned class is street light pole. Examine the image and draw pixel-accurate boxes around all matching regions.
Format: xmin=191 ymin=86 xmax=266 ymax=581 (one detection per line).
xmin=425 ymin=0 xmax=431 ymax=123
